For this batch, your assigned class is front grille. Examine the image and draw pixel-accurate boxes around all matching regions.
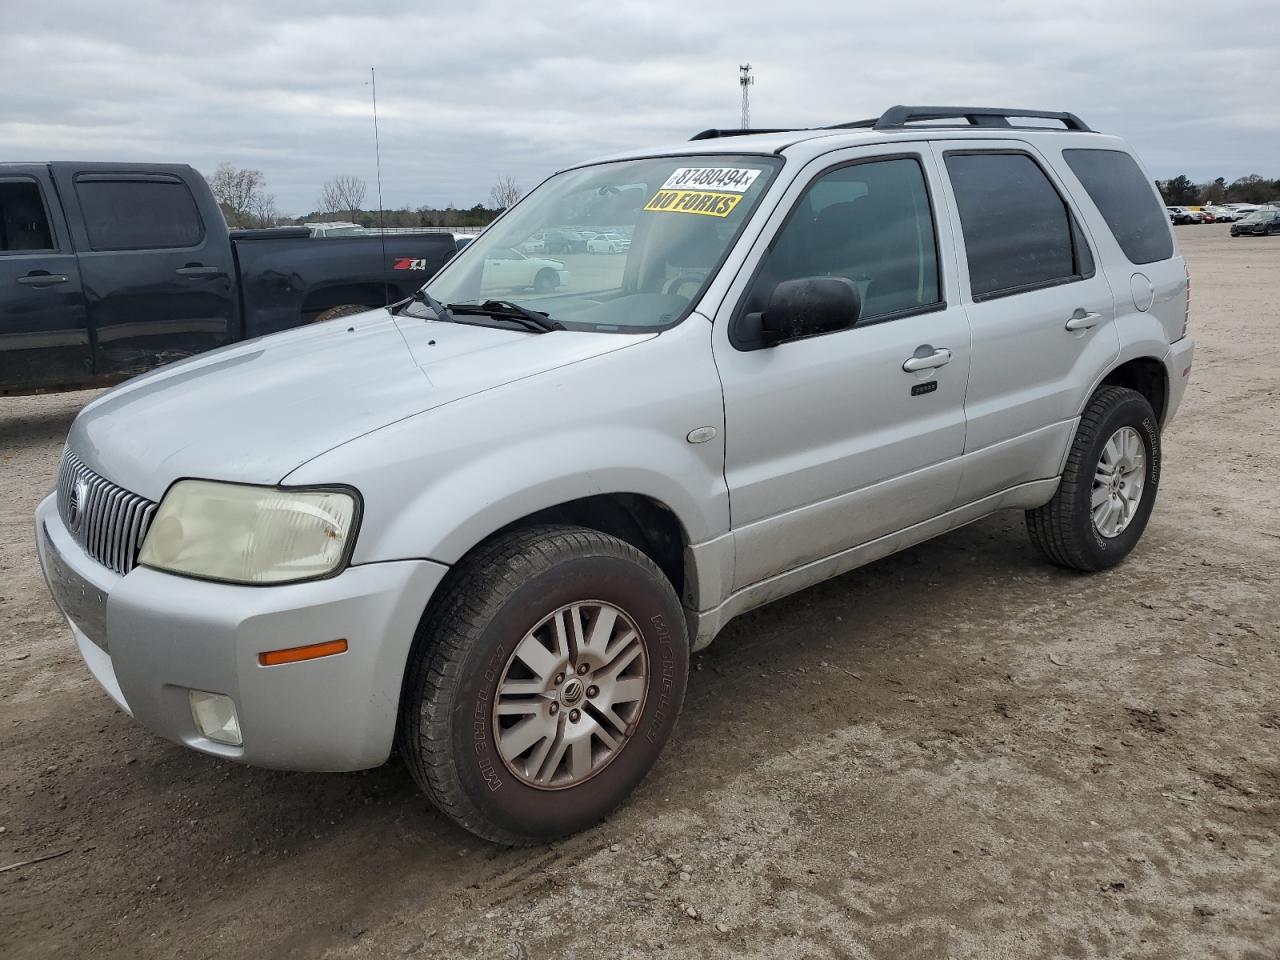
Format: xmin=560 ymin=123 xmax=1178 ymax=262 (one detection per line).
xmin=56 ymin=449 xmax=157 ymax=576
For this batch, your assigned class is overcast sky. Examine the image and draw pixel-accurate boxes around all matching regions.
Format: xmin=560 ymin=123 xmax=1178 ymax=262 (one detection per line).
xmin=5 ymin=0 xmax=1278 ymax=215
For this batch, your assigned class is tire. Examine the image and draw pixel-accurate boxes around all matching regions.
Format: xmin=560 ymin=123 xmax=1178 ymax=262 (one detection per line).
xmin=1025 ymin=386 xmax=1161 ymax=572
xmin=533 ymin=268 xmax=560 ymax=294
xmin=311 ymin=303 xmax=371 ymax=324
xmin=397 ymin=524 xmax=689 ymax=845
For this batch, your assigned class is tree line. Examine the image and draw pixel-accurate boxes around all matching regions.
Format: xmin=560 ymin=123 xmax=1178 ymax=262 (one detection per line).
xmin=206 ymin=162 xmax=524 ymax=229
xmin=1157 ymin=173 xmax=1280 ymax=206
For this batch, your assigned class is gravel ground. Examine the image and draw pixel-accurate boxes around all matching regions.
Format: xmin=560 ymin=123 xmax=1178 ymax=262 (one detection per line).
xmin=1 ymin=225 xmax=1277 ymax=959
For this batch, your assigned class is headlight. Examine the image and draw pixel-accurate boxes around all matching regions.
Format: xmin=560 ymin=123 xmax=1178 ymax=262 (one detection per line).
xmin=138 ymin=480 xmax=359 ymax=585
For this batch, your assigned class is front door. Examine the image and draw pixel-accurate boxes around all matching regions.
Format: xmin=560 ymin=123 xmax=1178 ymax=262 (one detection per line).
xmin=0 ymin=169 xmax=90 ymax=392
xmin=712 ymin=147 xmax=972 ymax=591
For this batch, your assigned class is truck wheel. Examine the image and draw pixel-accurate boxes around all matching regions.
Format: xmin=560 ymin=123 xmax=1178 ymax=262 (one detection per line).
xmin=311 ymin=303 xmax=370 ymax=324
xmin=1026 ymin=386 xmax=1161 ymax=572
xmin=533 ymin=269 xmax=560 ymax=294
xmin=398 ymin=524 xmax=689 ymax=845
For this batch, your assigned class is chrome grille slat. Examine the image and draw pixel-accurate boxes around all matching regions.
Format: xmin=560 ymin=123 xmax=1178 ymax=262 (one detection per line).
xmin=55 ymin=449 xmax=158 ymax=576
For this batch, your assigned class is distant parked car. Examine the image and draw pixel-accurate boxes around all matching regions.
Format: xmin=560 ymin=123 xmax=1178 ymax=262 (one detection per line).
xmin=481 ymin=246 xmax=570 ymax=292
xmin=586 ymin=232 xmax=631 ymax=254
xmin=1230 ymin=209 xmax=1280 ymax=237
xmin=1200 ymin=205 xmax=1235 ymax=222
xmin=1166 ymin=206 xmax=1193 ymax=225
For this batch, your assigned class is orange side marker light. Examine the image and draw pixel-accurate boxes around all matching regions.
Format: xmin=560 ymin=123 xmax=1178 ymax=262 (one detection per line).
xmin=258 ymin=639 xmax=348 ymax=667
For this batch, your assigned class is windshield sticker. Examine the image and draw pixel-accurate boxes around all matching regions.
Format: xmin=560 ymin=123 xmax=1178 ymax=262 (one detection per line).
xmin=661 ymin=167 xmax=761 ymax=193
xmin=644 ymin=189 xmax=743 ymax=218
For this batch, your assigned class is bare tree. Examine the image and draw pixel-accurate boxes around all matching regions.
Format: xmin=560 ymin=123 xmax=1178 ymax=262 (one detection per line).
xmin=249 ymin=191 xmax=281 ymax=228
xmin=207 ymin=162 xmax=272 ymax=228
xmin=318 ymin=175 xmax=368 ymax=222
xmin=488 ymin=175 xmax=522 ymax=211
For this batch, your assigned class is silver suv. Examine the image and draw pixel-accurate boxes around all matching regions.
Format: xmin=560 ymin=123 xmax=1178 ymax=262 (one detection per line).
xmin=37 ymin=105 xmax=1194 ymax=844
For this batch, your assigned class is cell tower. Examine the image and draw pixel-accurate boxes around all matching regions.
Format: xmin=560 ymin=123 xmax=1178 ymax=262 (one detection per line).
xmin=739 ymin=64 xmax=754 ymax=129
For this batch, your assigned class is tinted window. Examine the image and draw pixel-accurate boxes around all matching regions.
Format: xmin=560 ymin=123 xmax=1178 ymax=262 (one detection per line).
xmin=75 ymin=177 xmax=203 ymax=251
xmin=946 ymin=152 xmax=1087 ymax=300
xmin=0 ymin=180 xmax=55 ymax=253
xmin=745 ymin=156 xmax=941 ymax=324
xmin=1063 ymin=149 xmax=1173 ymax=264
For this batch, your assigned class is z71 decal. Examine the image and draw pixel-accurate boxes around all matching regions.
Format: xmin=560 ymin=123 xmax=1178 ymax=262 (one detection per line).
xmin=393 ymin=257 xmax=430 ymax=271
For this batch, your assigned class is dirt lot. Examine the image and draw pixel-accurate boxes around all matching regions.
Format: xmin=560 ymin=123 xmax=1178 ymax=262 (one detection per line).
xmin=1 ymin=225 xmax=1277 ymax=959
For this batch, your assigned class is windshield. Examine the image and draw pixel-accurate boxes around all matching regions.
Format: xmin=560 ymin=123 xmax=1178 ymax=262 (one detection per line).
xmin=416 ymin=154 xmax=782 ymax=332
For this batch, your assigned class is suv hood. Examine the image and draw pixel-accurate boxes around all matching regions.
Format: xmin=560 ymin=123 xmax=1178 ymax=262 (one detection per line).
xmin=70 ymin=309 xmax=651 ymax=501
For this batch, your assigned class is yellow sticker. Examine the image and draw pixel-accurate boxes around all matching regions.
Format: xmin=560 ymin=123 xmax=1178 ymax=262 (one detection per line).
xmin=643 ymin=189 xmax=742 ymax=218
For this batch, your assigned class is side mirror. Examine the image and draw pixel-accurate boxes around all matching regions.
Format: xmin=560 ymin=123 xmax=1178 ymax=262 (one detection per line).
xmin=743 ymin=277 xmax=861 ymax=349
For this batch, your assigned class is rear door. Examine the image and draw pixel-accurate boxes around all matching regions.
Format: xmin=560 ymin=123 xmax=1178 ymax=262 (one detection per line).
xmin=52 ymin=166 xmax=235 ymax=378
xmin=0 ymin=167 xmax=90 ymax=391
xmin=930 ymin=142 xmax=1120 ymax=506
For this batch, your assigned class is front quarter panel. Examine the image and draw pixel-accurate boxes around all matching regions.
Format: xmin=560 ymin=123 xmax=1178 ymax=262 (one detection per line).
xmin=285 ymin=317 xmax=729 ymax=571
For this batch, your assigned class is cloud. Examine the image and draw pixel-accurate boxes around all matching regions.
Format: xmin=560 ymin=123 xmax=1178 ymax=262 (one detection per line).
xmin=4 ymin=0 xmax=1277 ymax=214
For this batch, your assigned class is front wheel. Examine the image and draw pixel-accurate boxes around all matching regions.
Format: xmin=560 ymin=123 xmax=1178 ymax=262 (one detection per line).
xmin=398 ymin=525 xmax=689 ymax=845
xmin=1026 ymin=386 xmax=1161 ymax=572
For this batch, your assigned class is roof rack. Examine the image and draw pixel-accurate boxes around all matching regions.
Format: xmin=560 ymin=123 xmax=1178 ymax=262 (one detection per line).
xmin=832 ymin=105 xmax=1092 ymax=132
xmin=688 ymin=105 xmax=1092 ymax=141
xmin=689 ymin=128 xmax=796 ymax=141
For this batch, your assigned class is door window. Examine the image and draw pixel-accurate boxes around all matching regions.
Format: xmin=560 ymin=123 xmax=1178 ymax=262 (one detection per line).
xmin=739 ymin=156 xmax=942 ymax=335
xmin=945 ymin=152 xmax=1093 ymax=300
xmin=74 ymin=176 xmax=204 ymax=251
xmin=0 ymin=180 xmax=55 ymax=253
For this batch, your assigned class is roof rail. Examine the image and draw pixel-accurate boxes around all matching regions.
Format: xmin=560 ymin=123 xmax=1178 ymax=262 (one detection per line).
xmin=690 ymin=106 xmax=1092 ymax=141
xmin=833 ymin=105 xmax=1092 ymax=132
xmin=689 ymin=128 xmax=797 ymax=141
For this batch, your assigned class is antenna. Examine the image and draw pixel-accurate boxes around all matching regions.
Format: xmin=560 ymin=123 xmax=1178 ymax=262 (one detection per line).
xmin=739 ymin=64 xmax=754 ymax=129
xmin=371 ymin=66 xmax=389 ymax=305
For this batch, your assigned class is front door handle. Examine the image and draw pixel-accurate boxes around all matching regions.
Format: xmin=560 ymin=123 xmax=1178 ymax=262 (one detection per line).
xmin=16 ymin=273 xmax=70 ymax=287
xmin=1065 ymin=309 xmax=1103 ymax=331
xmin=176 ymin=265 xmax=221 ymax=278
xmin=902 ymin=346 xmax=952 ymax=372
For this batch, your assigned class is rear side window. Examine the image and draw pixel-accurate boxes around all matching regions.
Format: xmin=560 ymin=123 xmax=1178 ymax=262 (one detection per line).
xmin=0 ymin=180 xmax=55 ymax=253
xmin=75 ymin=177 xmax=204 ymax=251
xmin=946 ymin=152 xmax=1091 ymax=300
xmin=1063 ymin=149 xmax=1173 ymax=264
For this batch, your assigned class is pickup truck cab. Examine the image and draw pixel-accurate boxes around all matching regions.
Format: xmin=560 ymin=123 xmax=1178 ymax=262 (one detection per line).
xmin=37 ymin=106 xmax=1193 ymax=845
xmin=0 ymin=163 xmax=458 ymax=394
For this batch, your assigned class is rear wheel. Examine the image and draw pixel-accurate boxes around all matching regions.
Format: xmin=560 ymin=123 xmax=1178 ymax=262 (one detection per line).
xmin=310 ymin=303 xmax=371 ymax=324
xmin=533 ymin=268 xmax=560 ymax=294
xmin=1026 ymin=386 xmax=1161 ymax=572
xmin=398 ymin=525 xmax=689 ymax=845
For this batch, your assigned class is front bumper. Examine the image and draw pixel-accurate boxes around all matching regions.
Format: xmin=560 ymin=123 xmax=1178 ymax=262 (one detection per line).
xmin=35 ymin=494 xmax=447 ymax=771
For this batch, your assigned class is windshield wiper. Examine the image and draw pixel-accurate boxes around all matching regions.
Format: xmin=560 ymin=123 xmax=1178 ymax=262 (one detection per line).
xmin=448 ymin=300 xmax=565 ymax=333
xmin=403 ymin=287 xmax=455 ymax=323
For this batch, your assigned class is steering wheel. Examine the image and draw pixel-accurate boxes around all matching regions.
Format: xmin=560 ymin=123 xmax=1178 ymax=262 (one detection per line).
xmin=663 ymin=273 xmax=706 ymax=298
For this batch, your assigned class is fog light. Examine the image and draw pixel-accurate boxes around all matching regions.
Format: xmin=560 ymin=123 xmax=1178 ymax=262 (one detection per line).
xmin=189 ymin=690 xmax=242 ymax=746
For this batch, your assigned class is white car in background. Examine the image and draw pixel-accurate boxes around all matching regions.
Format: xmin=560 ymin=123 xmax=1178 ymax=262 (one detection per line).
xmin=586 ymin=232 xmax=631 ymax=254
xmin=481 ymin=246 xmax=570 ymax=293
xmin=1201 ymin=205 xmax=1237 ymax=222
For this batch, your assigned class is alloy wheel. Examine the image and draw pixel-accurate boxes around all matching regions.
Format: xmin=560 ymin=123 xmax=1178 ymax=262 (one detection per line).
xmin=492 ymin=600 xmax=648 ymax=789
xmin=1092 ymin=426 xmax=1147 ymax=538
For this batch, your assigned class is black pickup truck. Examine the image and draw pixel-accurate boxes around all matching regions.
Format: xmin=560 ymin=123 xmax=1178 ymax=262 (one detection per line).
xmin=0 ymin=162 xmax=459 ymax=394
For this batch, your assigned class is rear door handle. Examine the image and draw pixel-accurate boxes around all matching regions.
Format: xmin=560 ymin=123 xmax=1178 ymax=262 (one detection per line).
xmin=16 ymin=273 xmax=70 ymax=287
xmin=1065 ymin=310 xmax=1103 ymax=331
xmin=902 ymin=347 xmax=952 ymax=372
xmin=175 ymin=265 xmax=221 ymax=278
